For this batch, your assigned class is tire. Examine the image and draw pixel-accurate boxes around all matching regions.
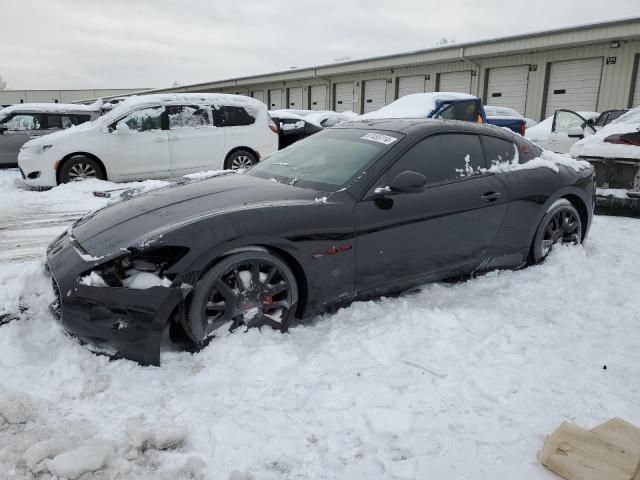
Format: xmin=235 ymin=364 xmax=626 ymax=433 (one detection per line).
xmin=530 ymin=199 xmax=582 ymax=264
xmin=186 ymin=251 xmax=298 ymax=343
xmin=59 ymin=156 xmax=105 ymax=184
xmin=225 ymin=149 xmax=257 ymax=170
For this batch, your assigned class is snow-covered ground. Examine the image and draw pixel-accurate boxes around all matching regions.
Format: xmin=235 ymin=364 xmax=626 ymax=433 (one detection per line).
xmin=1 ymin=169 xmax=639 ymax=479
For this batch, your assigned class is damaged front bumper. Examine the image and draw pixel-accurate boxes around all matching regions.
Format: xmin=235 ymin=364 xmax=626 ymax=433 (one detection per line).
xmin=582 ymin=156 xmax=640 ymax=212
xmin=46 ymin=233 xmax=186 ymax=366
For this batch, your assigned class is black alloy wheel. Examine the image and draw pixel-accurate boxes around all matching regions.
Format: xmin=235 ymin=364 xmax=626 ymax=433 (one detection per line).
xmin=59 ymin=156 xmax=105 ymax=183
xmin=532 ymin=199 xmax=582 ymax=263
xmin=225 ymin=149 xmax=257 ymax=170
xmin=187 ymin=251 xmax=298 ymax=342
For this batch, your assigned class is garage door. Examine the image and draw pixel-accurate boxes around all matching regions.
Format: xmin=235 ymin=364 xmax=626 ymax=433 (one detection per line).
xmin=544 ymin=58 xmax=603 ymax=118
xmin=251 ymin=90 xmax=265 ymax=103
xmin=288 ymin=87 xmax=303 ymax=108
xmin=310 ymin=85 xmax=327 ymax=110
xmin=438 ymin=71 xmax=472 ymax=93
xmin=632 ymin=58 xmax=640 ymax=107
xmin=268 ymin=89 xmax=283 ymax=110
xmin=334 ymin=82 xmax=355 ymax=112
xmin=397 ymin=75 xmax=426 ymax=98
xmin=486 ymin=65 xmax=529 ymax=115
xmin=363 ymin=79 xmax=387 ymax=113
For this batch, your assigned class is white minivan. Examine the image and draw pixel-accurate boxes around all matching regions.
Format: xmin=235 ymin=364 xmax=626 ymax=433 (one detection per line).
xmin=18 ymin=93 xmax=278 ymax=187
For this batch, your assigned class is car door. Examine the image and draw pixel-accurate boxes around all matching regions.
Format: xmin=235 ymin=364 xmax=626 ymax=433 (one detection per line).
xmin=215 ymin=105 xmax=256 ymax=165
xmin=546 ymin=110 xmax=595 ymax=153
xmin=354 ymin=132 xmax=510 ymax=294
xmin=0 ymin=113 xmax=45 ymax=165
xmin=165 ymin=104 xmax=223 ymax=175
xmin=106 ymin=106 xmax=170 ymax=180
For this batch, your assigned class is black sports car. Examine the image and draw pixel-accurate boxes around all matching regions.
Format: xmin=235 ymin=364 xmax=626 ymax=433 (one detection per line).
xmin=46 ymin=119 xmax=594 ymax=365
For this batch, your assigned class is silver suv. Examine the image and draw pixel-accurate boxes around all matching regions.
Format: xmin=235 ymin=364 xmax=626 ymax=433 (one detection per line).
xmin=0 ymin=104 xmax=100 ymax=167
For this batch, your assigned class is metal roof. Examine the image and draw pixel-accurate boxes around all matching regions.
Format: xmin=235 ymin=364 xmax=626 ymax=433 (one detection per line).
xmin=77 ymin=16 xmax=640 ymax=102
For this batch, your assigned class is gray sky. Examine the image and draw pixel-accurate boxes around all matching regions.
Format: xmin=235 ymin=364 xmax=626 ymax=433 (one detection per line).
xmin=1 ymin=0 xmax=638 ymax=90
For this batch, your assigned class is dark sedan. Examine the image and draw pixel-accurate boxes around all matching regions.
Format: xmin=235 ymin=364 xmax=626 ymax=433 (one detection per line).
xmin=47 ymin=119 xmax=594 ymax=365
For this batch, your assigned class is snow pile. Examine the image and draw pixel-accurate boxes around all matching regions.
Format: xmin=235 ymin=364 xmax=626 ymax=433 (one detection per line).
xmin=358 ymin=92 xmax=475 ymax=120
xmin=1 ymin=214 xmax=640 ymax=478
xmin=570 ymin=107 xmax=640 ymax=159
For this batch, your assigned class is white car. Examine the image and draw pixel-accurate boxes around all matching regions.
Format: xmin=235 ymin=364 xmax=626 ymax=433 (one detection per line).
xmin=525 ymin=110 xmax=601 ymax=152
xmin=18 ymin=93 xmax=278 ymax=187
xmin=484 ymin=106 xmax=537 ymax=128
xmin=570 ymin=108 xmax=640 ymax=206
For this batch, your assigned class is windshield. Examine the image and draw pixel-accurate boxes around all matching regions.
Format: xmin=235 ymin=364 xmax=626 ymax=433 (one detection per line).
xmin=247 ymin=128 xmax=401 ymax=191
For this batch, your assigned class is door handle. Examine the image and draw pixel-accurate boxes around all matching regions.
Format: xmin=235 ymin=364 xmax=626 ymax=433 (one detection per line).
xmin=481 ymin=191 xmax=502 ymax=202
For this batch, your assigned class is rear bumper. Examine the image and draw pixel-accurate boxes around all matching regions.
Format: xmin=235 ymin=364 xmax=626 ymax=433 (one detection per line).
xmin=46 ymin=233 xmax=184 ymax=365
xmin=596 ymin=190 xmax=640 ymax=212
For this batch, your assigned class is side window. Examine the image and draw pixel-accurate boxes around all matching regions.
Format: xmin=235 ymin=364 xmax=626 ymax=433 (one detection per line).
xmin=438 ymin=101 xmax=480 ymax=122
xmin=386 ymin=133 xmax=486 ymax=185
xmin=116 ymin=106 xmax=164 ymax=133
xmin=46 ymin=115 xmax=79 ymax=129
xmin=481 ymin=135 xmax=516 ymax=166
xmin=69 ymin=114 xmax=90 ymax=125
xmin=553 ymin=111 xmax=587 ymax=133
xmin=214 ymin=106 xmax=256 ymax=127
xmin=5 ymin=114 xmax=44 ymax=131
xmin=167 ymin=105 xmax=212 ymax=129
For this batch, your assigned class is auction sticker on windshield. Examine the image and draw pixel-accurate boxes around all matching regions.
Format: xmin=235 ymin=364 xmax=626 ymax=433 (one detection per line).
xmin=360 ymin=133 xmax=398 ymax=145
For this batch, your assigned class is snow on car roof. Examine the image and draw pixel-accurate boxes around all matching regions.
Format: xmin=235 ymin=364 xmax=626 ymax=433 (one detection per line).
xmin=358 ymin=92 xmax=476 ymax=120
xmin=0 ymin=102 xmax=101 ymax=116
xmin=101 ymin=93 xmax=266 ymax=124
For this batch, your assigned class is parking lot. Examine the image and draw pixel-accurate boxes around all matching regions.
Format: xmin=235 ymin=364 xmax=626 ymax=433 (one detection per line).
xmin=1 ymin=167 xmax=639 ymax=479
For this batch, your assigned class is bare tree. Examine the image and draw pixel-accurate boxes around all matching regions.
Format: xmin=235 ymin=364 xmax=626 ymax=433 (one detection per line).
xmin=435 ymin=37 xmax=455 ymax=47
xmin=0 ymin=76 xmax=7 ymax=90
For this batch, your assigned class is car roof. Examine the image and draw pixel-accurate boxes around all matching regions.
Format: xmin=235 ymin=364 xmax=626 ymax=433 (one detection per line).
xmin=335 ymin=117 xmax=521 ymax=141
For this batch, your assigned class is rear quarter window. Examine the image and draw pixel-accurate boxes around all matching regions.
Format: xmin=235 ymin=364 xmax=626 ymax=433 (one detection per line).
xmin=214 ymin=106 xmax=256 ymax=127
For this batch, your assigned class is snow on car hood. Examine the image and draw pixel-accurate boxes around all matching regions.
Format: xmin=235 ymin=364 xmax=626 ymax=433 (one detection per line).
xmin=358 ymin=92 xmax=476 ymax=120
xmin=570 ymin=107 xmax=640 ymax=160
xmin=71 ymin=174 xmax=318 ymax=257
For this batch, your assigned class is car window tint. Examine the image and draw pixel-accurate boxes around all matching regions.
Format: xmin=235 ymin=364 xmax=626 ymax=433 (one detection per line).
xmin=438 ymin=101 xmax=480 ymax=122
xmin=70 ymin=114 xmax=90 ymax=125
xmin=481 ymin=135 xmax=516 ymax=166
xmin=167 ymin=105 xmax=212 ymax=129
xmin=387 ymin=133 xmax=486 ymax=185
xmin=117 ymin=106 xmax=164 ymax=133
xmin=5 ymin=114 xmax=44 ymax=131
xmin=214 ymin=106 xmax=256 ymax=127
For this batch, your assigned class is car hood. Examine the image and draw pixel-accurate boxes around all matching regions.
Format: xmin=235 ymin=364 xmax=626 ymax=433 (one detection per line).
xmin=71 ymin=174 xmax=320 ymax=256
xmin=22 ymin=120 xmax=101 ymax=148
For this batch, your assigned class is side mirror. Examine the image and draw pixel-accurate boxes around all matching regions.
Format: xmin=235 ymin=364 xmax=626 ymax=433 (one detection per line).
xmin=389 ymin=170 xmax=427 ymax=194
xmin=567 ymin=126 xmax=584 ymax=138
xmin=115 ymin=122 xmax=131 ymax=135
xmin=0 ymin=124 xmax=7 ymax=133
